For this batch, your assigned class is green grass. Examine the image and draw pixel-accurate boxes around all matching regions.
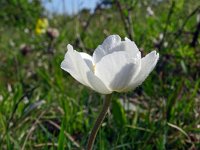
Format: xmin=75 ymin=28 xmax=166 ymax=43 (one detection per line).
xmin=0 ymin=0 xmax=200 ymax=149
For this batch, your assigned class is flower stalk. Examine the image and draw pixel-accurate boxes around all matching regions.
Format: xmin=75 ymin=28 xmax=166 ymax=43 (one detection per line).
xmin=87 ymin=94 xmax=112 ymax=150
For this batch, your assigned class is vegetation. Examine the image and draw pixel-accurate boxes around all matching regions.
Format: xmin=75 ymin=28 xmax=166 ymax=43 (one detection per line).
xmin=0 ymin=0 xmax=200 ymax=149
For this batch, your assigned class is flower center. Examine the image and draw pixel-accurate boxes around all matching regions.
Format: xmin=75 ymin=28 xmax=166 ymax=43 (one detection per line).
xmin=93 ymin=64 xmax=96 ymax=73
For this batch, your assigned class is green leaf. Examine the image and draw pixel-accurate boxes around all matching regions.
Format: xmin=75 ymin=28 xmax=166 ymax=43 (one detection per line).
xmin=112 ymin=99 xmax=127 ymax=127
xmin=175 ymin=0 xmax=184 ymax=10
xmin=58 ymin=116 xmax=66 ymax=150
xmin=180 ymin=60 xmax=187 ymax=74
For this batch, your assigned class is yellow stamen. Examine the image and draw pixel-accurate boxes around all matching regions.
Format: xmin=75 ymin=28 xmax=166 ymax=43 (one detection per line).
xmin=93 ymin=64 xmax=96 ymax=73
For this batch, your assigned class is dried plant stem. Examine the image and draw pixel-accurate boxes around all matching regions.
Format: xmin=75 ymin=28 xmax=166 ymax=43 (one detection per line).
xmin=87 ymin=94 xmax=112 ymax=150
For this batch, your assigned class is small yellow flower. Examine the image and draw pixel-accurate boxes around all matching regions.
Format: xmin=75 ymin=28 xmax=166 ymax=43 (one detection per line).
xmin=35 ymin=18 xmax=49 ymax=35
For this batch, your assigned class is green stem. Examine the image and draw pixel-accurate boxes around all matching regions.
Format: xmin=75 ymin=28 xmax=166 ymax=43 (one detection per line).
xmin=87 ymin=94 xmax=112 ymax=150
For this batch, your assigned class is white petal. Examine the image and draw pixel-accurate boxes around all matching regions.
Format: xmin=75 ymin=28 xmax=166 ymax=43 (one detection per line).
xmin=125 ymin=37 xmax=140 ymax=57
xmin=61 ymin=44 xmax=111 ymax=94
xmin=79 ymin=52 xmax=93 ymax=71
xmin=93 ymin=35 xmax=121 ymax=63
xmin=111 ymin=40 xmax=141 ymax=59
xmin=86 ymin=72 xmax=112 ymax=94
xmin=93 ymin=35 xmax=141 ymax=64
xmin=101 ymin=34 xmax=121 ymax=50
xmin=125 ymin=51 xmax=159 ymax=90
xmin=95 ymin=51 xmax=140 ymax=92
xmin=61 ymin=45 xmax=87 ymax=86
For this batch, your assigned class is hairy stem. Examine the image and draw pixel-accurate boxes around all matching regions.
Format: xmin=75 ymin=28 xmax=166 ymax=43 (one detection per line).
xmin=87 ymin=94 xmax=112 ymax=150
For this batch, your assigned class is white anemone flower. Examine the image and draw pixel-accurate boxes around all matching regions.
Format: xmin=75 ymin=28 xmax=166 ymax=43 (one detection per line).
xmin=61 ymin=35 xmax=159 ymax=94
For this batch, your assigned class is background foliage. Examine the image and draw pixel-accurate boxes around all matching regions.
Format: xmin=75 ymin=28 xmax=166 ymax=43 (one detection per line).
xmin=0 ymin=0 xmax=200 ymax=149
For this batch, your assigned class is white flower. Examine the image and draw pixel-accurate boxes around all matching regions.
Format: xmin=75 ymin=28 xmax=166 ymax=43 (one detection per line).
xmin=61 ymin=35 xmax=159 ymax=94
xmin=146 ymin=6 xmax=154 ymax=16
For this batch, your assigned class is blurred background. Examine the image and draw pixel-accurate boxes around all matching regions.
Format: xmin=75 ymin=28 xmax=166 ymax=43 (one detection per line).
xmin=0 ymin=0 xmax=200 ymax=149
